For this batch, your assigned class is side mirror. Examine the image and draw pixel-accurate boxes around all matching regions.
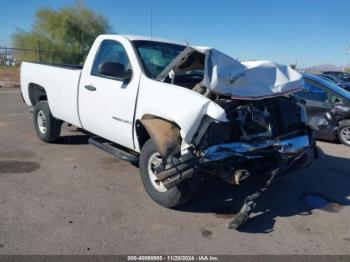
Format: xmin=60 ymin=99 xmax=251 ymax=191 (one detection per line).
xmin=325 ymin=111 xmax=335 ymax=123
xmin=98 ymin=61 xmax=132 ymax=80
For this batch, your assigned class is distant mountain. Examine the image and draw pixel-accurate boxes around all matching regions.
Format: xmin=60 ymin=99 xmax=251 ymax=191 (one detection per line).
xmin=304 ymin=63 xmax=342 ymax=72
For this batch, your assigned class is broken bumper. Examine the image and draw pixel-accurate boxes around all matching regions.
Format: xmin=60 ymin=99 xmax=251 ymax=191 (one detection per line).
xmin=155 ymin=134 xmax=317 ymax=190
xmin=203 ymin=135 xmax=312 ymax=161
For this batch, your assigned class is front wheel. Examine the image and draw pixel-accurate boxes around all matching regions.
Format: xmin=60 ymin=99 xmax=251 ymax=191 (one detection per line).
xmin=338 ymin=120 xmax=350 ymax=146
xmin=139 ymin=139 xmax=194 ymax=208
xmin=33 ymin=101 xmax=62 ymax=142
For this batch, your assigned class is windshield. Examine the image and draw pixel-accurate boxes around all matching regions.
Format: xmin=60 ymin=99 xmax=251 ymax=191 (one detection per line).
xmin=132 ymin=40 xmax=186 ymax=79
xmin=337 ymin=74 xmax=350 ymax=82
xmin=325 ymin=72 xmax=350 ymax=82
xmin=303 ymin=74 xmax=350 ymax=100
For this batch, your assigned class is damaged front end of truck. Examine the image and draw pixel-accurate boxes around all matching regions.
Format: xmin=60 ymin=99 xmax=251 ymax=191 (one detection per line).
xmin=140 ymin=46 xmax=318 ymax=229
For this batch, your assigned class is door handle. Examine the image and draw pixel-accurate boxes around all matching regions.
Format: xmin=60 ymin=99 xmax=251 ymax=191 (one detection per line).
xmin=85 ymin=85 xmax=96 ymax=91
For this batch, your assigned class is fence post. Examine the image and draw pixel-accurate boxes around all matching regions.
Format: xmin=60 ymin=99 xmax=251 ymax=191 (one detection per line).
xmin=38 ymin=41 xmax=42 ymax=63
xmin=4 ymin=47 xmax=7 ymax=65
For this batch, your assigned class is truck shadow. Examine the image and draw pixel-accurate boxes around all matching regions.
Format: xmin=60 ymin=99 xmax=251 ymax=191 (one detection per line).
xmin=178 ymin=147 xmax=350 ymax=234
xmin=53 ymin=127 xmax=93 ymax=145
xmin=54 ymin=134 xmax=90 ymax=145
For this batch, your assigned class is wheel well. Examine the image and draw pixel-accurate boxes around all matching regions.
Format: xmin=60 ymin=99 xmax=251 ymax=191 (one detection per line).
xmin=338 ymin=119 xmax=350 ymax=127
xmin=135 ymin=119 xmax=150 ymax=150
xmin=336 ymin=119 xmax=350 ymax=135
xmin=136 ymin=114 xmax=182 ymax=161
xmin=28 ymin=83 xmax=47 ymax=106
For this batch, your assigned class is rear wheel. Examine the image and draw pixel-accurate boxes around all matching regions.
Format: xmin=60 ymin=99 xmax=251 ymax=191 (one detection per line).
xmin=338 ymin=120 xmax=350 ymax=146
xmin=33 ymin=101 xmax=62 ymax=142
xmin=139 ymin=139 xmax=194 ymax=208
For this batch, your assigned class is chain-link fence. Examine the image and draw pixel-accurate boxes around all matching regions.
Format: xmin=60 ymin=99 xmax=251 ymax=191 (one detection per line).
xmin=0 ymin=47 xmax=63 ymax=66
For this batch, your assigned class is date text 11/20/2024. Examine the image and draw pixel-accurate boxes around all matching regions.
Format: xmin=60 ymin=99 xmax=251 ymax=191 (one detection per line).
xmin=127 ymin=255 xmax=220 ymax=261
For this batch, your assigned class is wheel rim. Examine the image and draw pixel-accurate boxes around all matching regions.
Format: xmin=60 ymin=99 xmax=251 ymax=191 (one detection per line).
xmin=148 ymin=152 xmax=168 ymax=192
xmin=340 ymin=127 xmax=350 ymax=145
xmin=37 ymin=110 xmax=47 ymax=134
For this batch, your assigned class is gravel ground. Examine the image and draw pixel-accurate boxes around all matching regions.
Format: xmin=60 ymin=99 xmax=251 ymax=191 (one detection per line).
xmin=0 ymin=67 xmax=19 ymax=88
xmin=0 ymin=88 xmax=350 ymax=255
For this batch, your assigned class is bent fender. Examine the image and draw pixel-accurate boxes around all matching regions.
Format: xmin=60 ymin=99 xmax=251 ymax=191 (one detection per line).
xmin=141 ymin=115 xmax=182 ymax=161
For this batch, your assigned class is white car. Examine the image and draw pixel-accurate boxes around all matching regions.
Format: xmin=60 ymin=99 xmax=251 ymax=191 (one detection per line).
xmin=20 ymin=35 xmax=317 ymax=229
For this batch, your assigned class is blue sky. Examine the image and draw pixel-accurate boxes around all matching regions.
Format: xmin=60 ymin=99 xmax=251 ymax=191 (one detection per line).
xmin=1 ymin=0 xmax=349 ymax=67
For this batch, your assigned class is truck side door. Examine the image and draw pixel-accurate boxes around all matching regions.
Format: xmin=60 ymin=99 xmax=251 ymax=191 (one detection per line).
xmin=78 ymin=38 xmax=140 ymax=149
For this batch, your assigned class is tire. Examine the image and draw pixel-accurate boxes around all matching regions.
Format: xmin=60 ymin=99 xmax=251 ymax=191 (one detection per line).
xmin=139 ymin=139 xmax=194 ymax=208
xmin=337 ymin=120 xmax=350 ymax=146
xmin=33 ymin=101 xmax=62 ymax=142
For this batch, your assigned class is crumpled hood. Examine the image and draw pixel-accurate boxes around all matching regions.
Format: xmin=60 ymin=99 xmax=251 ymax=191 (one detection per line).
xmin=158 ymin=47 xmax=304 ymax=99
xmin=202 ymin=49 xmax=304 ymax=99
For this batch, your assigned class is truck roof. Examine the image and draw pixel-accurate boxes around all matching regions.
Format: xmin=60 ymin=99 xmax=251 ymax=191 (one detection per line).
xmin=102 ymin=34 xmax=187 ymax=46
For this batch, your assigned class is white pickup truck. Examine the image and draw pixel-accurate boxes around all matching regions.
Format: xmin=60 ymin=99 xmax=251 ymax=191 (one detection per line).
xmin=21 ymin=35 xmax=317 ymax=229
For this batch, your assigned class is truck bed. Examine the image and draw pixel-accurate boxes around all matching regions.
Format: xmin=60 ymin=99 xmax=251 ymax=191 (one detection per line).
xmin=20 ymin=62 xmax=83 ymax=127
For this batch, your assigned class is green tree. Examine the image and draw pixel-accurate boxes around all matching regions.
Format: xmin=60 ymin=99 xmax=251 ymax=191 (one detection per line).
xmin=12 ymin=2 xmax=111 ymax=64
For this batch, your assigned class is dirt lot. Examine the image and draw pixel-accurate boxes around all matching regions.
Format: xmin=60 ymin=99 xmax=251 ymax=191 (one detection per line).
xmin=0 ymin=88 xmax=350 ymax=255
xmin=0 ymin=66 xmax=20 ymax=88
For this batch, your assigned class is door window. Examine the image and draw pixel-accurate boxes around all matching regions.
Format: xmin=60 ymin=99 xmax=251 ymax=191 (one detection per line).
xmin=330 ymin=94 xmax=345 ymax=105
xmin=91 ymin=40 xmax=130 ymax=77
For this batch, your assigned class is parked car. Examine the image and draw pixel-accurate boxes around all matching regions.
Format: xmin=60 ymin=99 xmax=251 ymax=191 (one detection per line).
xmin=296 ymin=74 xmax=350 ymax=146
xmin=323 ymin=71 xmax=350 ymax=82
xmin=318 ymin=74 xmax=350 ymax=91
xmin=20 ymin=35 xmax=317 ymax=229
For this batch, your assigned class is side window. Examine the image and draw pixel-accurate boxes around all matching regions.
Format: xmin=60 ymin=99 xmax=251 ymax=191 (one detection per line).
xmin=91 ymin=40 xmax=130 ymax=76
xmin=297 ymin=81 xmax=328 ymax=102
xmin=330 ymin=94 xmax=345 ymax=106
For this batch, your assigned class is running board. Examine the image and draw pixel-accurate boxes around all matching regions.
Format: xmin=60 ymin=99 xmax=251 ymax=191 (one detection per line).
xmin=88 ymin=136 xmax=139 ymax=164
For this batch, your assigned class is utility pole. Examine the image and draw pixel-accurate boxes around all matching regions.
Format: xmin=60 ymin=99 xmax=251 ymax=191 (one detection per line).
xmin=38 ymin=40 xmax=42 ymax=63
xmin=150 ymin=4 xmax=153 ymax=39
xmin=345 ymin=44 xmax=350 ymax=72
